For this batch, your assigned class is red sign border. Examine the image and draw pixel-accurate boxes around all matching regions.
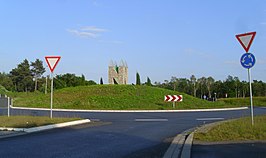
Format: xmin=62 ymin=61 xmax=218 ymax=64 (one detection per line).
xmin=235 ymin=31 xmax=256 ymax=53
xmin=45 ymin=56 xmax=61 ymax=73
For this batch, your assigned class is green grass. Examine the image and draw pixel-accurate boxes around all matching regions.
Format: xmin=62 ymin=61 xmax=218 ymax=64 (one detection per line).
xmin=10 ymin=85 xmax=266 ymax=110
xmin=218 ymin=97 xmax=266 ymax=107
xmin=194 ymin=115 xmax=266 ymax=141
xmin=0 ymin=116 xmax=79 ymax=128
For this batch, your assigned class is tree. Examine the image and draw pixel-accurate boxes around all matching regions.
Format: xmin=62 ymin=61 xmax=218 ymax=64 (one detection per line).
xmin=100 ymin=77 xmax=104 ymax=85
xmin=81 ymin=74 xmax=86 ymax=86
xmin=54 ymin=73 xmax=95 ymax=89
xmin=0 ymin=72 xmax=14 ymax=91
xmin=31 ymin=59 xmax=45 ymax=91
xmin=206 ymin=76 xmax=215 ymax=98
xmin=10 ymin=59 xmax=33 ymax=92
xmin=234 ymin=77 xmax=240 ymax=98
xmin=190 ymin=75 xmax=197 ymax=97
xmin=198 ymin=77 xmax=207 ymax=98
xmin=146 ymin=77 xmax=152 ymax=86
xmin=136 ymin=72 xmax=141 ymax=85
xmin=87 ymin=80 xmax=97 ymax=85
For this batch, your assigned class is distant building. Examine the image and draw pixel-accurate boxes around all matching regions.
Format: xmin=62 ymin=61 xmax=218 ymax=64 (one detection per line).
xmin=108 ymin=60 xmax=128 ymax=84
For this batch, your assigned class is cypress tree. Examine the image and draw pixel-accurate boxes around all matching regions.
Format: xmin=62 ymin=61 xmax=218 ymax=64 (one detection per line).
xmin=136 ymin=72 xmax=141 ymax=85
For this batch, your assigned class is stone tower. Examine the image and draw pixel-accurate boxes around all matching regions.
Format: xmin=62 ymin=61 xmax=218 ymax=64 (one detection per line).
xmin=108 ymin=60 xmax=128 ymax=84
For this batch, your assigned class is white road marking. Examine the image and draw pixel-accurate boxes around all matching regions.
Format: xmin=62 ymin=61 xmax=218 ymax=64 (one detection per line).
xmin=11 ymin=106 xmax=248 ymax=112
xmin=135 ymin=119 xmax=168 ymax=122
xmin=196 ymin=118 xmax=225 ymax=121
xmin=90 ymin=119 xmax=101 ymax=122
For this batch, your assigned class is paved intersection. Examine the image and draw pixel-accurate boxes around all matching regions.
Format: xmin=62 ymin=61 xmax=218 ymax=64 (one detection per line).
xmin=0 ymin=107 xmax=266 ymax=158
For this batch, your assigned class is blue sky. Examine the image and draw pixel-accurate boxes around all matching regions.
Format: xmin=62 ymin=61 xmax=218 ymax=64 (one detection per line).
xmin=0 ymin=0 xmax=266 ymax=83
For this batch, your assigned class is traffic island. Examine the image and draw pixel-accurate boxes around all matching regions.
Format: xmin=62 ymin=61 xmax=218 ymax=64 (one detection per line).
xmin=0 ymin=116 xmax=90 ymax=139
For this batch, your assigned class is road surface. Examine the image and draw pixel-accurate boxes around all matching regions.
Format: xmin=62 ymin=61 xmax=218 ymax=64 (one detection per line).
xmin=0 ymin=107 xmax=266 ymax=158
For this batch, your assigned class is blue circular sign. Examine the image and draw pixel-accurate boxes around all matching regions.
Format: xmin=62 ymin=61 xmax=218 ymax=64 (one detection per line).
xmin=240 ymin=53 xmax=256 ymax=69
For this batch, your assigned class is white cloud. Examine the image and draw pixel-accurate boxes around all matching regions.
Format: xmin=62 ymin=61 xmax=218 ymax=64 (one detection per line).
xmin=67 ymin=29 xmax=98 ymax=38
xmin=81 ymin=26 xmax=108 ymax=32
xmin=67 ymin=26 xmax=107 ymax=39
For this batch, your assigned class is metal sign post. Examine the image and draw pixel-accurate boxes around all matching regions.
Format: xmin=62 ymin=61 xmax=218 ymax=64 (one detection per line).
xmin=248 ymin=69 xmax=254 ymax=125
xmin=240 ymin=52 xmax=256 ymax=126
xmin=236 ymin=31 xmax=256 ymax=126
xmin=45 ymin=56 xmax=61 ymax=119
xmin=50 ymin=73 xmax=54 ymax=119
xmin=7 ymin=97 xmax=10 ymax=117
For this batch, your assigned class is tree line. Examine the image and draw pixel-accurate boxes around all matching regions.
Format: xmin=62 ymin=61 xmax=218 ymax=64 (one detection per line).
xmin=154 ymin=75 xmax=266 ymax=99
xmin=0 ymin=59 xmax=96 ymax=93
xmin=1 ymin=59 xmax=265 ymax=98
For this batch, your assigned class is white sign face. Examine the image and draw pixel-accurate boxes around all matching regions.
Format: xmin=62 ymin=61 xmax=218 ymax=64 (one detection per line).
xmin=236 ymin=32 xmax=256 ymax=53
xmin=45 ymin=56 xmax=61 ymax=73
xmin=238 ymin=35 xmax=252 ymax=49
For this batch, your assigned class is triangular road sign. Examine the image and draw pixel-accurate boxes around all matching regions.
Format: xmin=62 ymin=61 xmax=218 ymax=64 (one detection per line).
xmin=236 ymin=32 xmax=256 ymax=53
xmin=45 ymin=56 xmax=61 ymax=73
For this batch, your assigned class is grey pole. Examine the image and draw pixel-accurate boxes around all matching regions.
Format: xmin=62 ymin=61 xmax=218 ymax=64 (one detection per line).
xmin=248 ymin=68 xmax=254 ymax=125
xmin=173 ymin=102 xmax=175 ymax=108
xmin=50 ymin=73 xmax=54 ymax=119
xmin=7 ymin=97 xmax=10 ymax=117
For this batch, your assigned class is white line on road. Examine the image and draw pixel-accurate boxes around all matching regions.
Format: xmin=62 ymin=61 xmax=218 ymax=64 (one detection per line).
xmin=90 ymin=119 xmax=101 ymax=122
xmin=11 ymin=106 xmax=248 ymax=113
xmin=135 ymin=119 xmax=168 ymax=122
xmin=196 ymin=118 xmax=225 ymax=121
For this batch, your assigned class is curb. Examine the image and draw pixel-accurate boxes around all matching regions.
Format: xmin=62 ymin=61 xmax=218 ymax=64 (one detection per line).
xmin=163 ymin=134 xmax=186 ymax=158
xmin=0 ymin=119 xmax=90 ymax=133
xmin=163 ymin=128 xmax=195 ymax=158
xmin=11 ymin=106 xmax=248 ymax=113
xmin=180 ymin=132 xmax=194 ymax=158
xmin=171 ymin=120 xmax=231 ymax=158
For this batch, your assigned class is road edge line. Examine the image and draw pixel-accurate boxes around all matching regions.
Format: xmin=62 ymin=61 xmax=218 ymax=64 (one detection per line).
xmin=11 ymin=106 xmax=248 ymax=113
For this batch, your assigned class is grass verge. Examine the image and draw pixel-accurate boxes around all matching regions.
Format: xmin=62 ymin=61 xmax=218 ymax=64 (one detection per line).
xmin=218 ymin=97 xmax=266 ymax=107
xmin=194 ymin=115 xmax=266 ymax=142
xmin=0 ymin=116 xmax=80 ymax=128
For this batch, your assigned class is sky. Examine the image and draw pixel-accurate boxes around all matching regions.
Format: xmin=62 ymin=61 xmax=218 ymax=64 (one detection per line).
xmin=0 ymin=0 xmax=266 ymax=84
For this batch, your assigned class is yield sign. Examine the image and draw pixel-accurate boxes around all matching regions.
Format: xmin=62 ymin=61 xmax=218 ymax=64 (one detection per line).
xmin=45 ymin=56 xmax=61 ymax=73
xmin=235 ymin=32 xmax=256 ymax=53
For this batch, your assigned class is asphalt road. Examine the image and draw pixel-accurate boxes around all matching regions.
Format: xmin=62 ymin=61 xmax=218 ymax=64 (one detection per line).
xmin=1 ymin=107 xmax=266 ymax=158
xmin=192 ymin=141 xmax=266 ymax=158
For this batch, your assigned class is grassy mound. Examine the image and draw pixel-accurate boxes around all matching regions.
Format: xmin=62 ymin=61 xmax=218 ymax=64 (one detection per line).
xmin=12 ymin=85 xmax=230 ymax=110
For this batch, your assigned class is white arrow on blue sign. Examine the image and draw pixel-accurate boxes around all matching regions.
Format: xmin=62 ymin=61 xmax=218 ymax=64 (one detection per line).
xmin=240 ymin=53 xmax=256 ymax=69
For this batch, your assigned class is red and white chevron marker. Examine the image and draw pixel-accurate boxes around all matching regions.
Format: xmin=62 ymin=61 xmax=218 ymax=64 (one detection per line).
xmin=164 ymin=95 xmax=183 ymax=102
